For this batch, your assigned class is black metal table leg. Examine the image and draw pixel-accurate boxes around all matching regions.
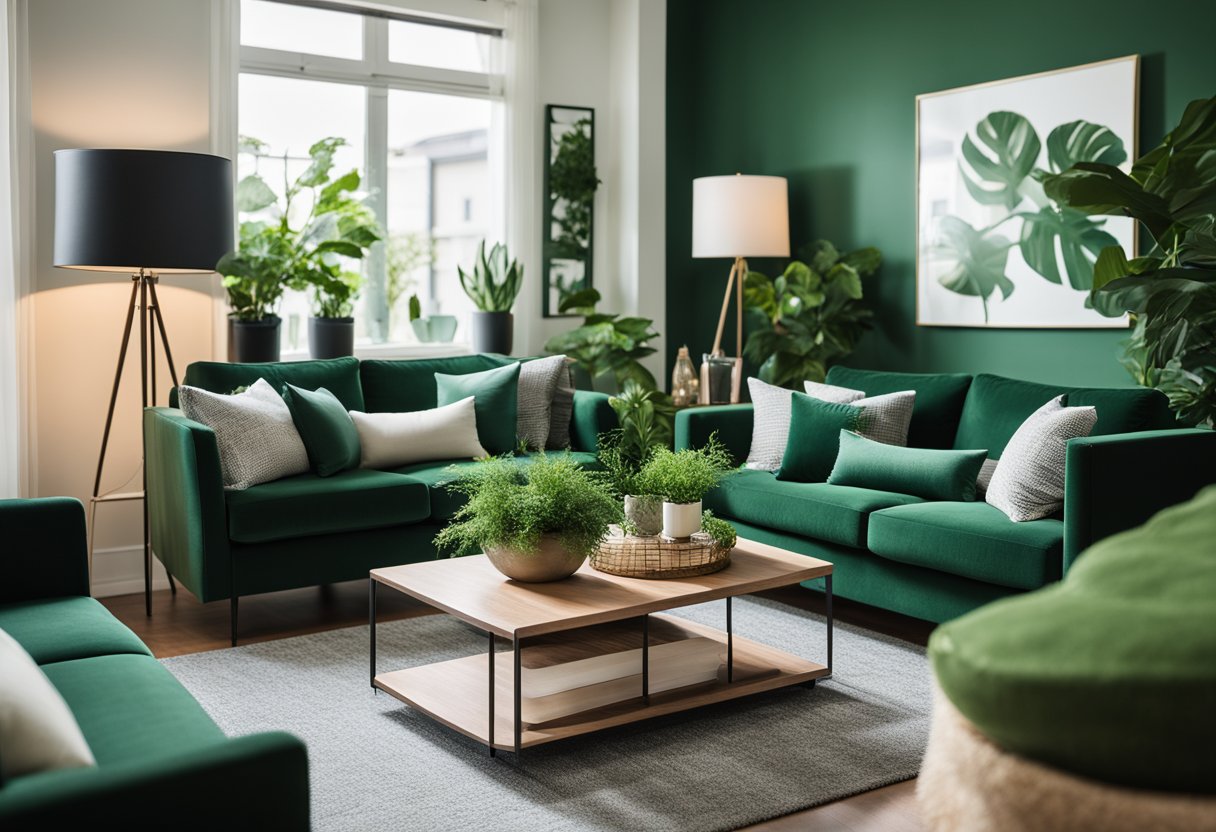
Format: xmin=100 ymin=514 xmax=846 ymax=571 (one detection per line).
xmin=488 ymin=630 xmax=496 ymax=757
xmin=369 ymin=579 xmax=377 ymax=691
xmin=641 ymin=614 xmax=649 ymax=703
xmin=727 ymin=595 xmax=734 ymax=683
xmin=825 ymin=573 xmax=833 ymax=678
xmin=513 ymin=634 xmax=522 ymax=758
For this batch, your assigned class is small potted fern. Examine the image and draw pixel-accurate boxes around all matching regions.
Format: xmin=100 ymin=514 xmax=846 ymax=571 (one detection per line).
xmin=634 ymin=436 xmax=735 ymax=539
xmin=459 ymin=240 xmax=523 ymax=354
xmin=435 ymin=455 xmax=622 ymax=582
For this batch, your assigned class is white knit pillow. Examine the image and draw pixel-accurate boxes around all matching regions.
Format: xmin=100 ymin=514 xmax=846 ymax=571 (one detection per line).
xmin=517 ymin=356 xmax=567 ymax=451
xmin=178 ymin=378 xmax=310 ymax=490
xmin=851 ymin=391 xmax=916 ymax=447
xmin=745 ymin=377 xmax=796 ymax=471
xmin=350 ymin=396 xmax=487 ymax=469
xmin=986 ymin=396 xmax=1097 ymax=522
xmin=803 ymin=379 xmax=865 ymax=404
xmin=975 ymin=458 xmax=999 ymax=494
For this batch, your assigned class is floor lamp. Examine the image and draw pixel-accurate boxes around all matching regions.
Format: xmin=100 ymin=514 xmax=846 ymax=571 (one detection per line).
xmin=692 ymin=174 xmax=790 ymax=403
xmin=53 ymin=149 xmax=233 ymax=615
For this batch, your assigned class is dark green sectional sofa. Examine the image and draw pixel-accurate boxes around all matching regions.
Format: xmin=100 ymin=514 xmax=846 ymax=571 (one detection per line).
xmin=0 ymin=498 xmax=309 ymax=827
xmin=145 ymin=354 xmax=615 ymax=643
xmin=676 ymin=367 xmax=1216 ymax=623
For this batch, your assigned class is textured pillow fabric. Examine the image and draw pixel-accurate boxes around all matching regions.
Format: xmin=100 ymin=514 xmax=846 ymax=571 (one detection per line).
xmin=281 ymin=384 xmax=362 ymax=477
xmin=435 ymin=362 xmax=521 ymax=455
xmin=851 ymin=390 xmax=916 ymax=446
xmin=178 ymin=378 xmax=309 ymax=490
xmin=0 ymin=627 xmax=95 ymax=780
xmin=546 ymin=362 xmax=576 ymax=450
xmin=775 ymin=394 xmax=864 ymax=483
xmin=987 ymin=396 xmax=1098 ymax=522
xmin=745 ymin=377 xmax=797 ymax=471
xmin=517 ymin=356 xmax=568 ymax=451
xmin=350 ymin=397 xmax=487 ymax=468
xmin=828 ymin=430 xmax=988 ymax=501
xmin=975 ymin=458 xmax=999 ymax=494
xmin=803 ymin=379 xmax=865 ymax=404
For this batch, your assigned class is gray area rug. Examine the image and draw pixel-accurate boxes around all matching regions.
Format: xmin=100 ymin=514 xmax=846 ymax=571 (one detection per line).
xmin=163 ymin=596 xmax=931 ymax=832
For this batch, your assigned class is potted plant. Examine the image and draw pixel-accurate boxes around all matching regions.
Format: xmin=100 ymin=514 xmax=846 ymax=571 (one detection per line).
xmin=434 ymin=455 xmax=622 ymax=582
xmin=544 ymin=288 xmax=661 ymax=393
xmin=217 ymin=136 xmax=381 ymax=362
xmin=634 ymin=436 xmax=735 ymax=539
xmin=458 ymin=240 xmax=523 ymax=354
xmin=596 ymin=381 xmax=676 ymax=535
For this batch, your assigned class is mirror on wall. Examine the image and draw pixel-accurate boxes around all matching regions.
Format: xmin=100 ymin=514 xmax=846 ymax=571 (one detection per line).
xmin=543 ymin=105 xmax=599 ymax=317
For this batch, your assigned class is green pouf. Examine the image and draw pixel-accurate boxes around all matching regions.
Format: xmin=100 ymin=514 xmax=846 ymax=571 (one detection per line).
xmin=929 ymin=485 xmax=1216 ymax=795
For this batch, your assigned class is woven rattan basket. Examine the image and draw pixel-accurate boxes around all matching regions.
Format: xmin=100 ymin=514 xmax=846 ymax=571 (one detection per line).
xmin=590 ymin=525 xmax=732 ymax=579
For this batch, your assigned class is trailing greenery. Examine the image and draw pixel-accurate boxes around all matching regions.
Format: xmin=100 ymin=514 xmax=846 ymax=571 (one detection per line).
xmin=545 ymin=288 xmax=661 ymax=389
xmin=548 ymin=117 xmax=600 ymax=261
xmin=458 ymin=240 xmax=524 ymax=313
xmin=434 ymin=455 xmax=622 ymax=558
xmin=634 ymin=435 xmax=735 ymax=505
xmin=743 ymin=240 xmax=881 ymax=388
xmin=217 ymin=136 xmax=382 ymax=321
xmin=701 ymin=510 xmax=737 ymax=549
xmin=1042 ymin=96 xmax=1216 ymax=426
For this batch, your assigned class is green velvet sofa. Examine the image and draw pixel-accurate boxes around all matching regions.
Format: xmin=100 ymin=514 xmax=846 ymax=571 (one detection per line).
xmin=145 ymin=354 xmax=615 ymax=643
xmin=676 ymin=367 xmax=1216 ymax=623
xmin=0 ymin=497 xmax=309 ymax=827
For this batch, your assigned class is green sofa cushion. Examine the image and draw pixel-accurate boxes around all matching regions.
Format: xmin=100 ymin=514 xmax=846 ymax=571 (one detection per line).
xmin=775 ymin=395 xmax=862 ymax=483
xmin=391 ymin=451 xmax=600 ymax=521
xmin=824 ymin=367 xmax=972 ymax=450
xmin=868 ymin=501 xmax=1062 ymax=590
xmin=704 ymin=467 xmax=924 ymax=548
xmin=225 ymin=469 xmax=430 ymax=544
xmin=40 ymin=654 xmax=224 ymax=766
xmin=0 ymin=597 xmax=151 ymax=665
xmin=930 ymin=486 xmax=1216 ymax=794
xmin=953 ymin=373 xmax=1173 ymax=458
xmin=359 ymin=355 xmax=512 ymax=413
xmin=828 ymin=431 xmax=988 ymax=502
xmin=435 ymin=362 xmax=521 ymax=455
xmin=281 ymin=384 xmax=361 ymax=477
xmin=179 ymin=357 xmax=365 ymax=411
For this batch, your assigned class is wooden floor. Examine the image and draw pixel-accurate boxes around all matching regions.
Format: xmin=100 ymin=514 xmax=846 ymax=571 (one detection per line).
xmin=102 ymin=580 xmax=933 ymax=832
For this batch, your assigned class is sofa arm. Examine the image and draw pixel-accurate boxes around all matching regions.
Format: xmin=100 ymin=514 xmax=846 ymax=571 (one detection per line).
xmin=144 ymin=408 xmax=231 ymax=602
xmin=0 ymin=498 xmax=90 ymax=604
xmin=0 ymin=731 xmax=309 ymax=828
xmin=674 ymin=404 xmax=754 ymax=464
xmin=1064 ymin=428 xmax=1216 ymax=570
xmin=570 ymin=390 xmax=616 ymax=452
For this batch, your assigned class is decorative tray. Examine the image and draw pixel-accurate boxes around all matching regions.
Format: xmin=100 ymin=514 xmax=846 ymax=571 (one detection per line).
xmin=590 ymin=525 xmax=732 ymax=579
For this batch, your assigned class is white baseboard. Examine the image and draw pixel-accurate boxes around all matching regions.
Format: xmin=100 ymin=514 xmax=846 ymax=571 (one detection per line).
xmin=90 ymin=545 xmax=172 ymax=598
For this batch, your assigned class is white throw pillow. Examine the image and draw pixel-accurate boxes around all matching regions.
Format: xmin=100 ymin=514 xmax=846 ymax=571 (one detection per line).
xmin=975 ymin=458 xmax=999 ymax=494
xmin=986 ymin=395 xmax=1098 ymax=522
xmin=851 ymin=390 xmax=916 ymax=447
xmin=178 ymin=378 xmax=310 ymax=490
xmin=803 ymin=379 xmax=865 ymax=404
xmin=350 ymin=396 xmax=488 ymax=469
xmin=0 ymin=628 xmax=95 ymax=780
xmin=745 ymin=377 xmax=797 ymax=471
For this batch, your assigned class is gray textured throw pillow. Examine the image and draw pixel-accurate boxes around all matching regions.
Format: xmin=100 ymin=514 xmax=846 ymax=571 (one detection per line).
xmin=975 ymin=458 xmax=999 ymax=494
xmin=803 ymin=379 xmax=865 ymax=404
xmin=852 ymin=391 xmax=916 ymax=446
xmin=178 ymin=378 xmax=310 ymax=490
xmin=986 ymin=395 xmax=1097 ymax=522
xmin=517 ymin=356 xmax=568 ymax=451
xmin=546 ymin=359 xmax=576 ymax=451
xmin=745 ymin=377 xmax=796 ymax=471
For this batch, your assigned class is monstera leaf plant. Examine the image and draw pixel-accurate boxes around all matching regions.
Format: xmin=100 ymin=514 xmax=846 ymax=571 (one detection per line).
xmin=937 ymin=111 xmax=1127 ymax=321
xmin=1041 ymin=96 xmax=1216 ymax=426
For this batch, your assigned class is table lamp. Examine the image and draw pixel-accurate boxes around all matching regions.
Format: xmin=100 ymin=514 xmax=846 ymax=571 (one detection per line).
xmin=691 ymin=174 xmax=789 ymax=403
xmin=54 ymin=148 xmax=233 ymax=614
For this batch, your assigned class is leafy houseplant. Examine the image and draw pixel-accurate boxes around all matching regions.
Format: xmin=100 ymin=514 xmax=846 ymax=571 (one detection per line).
xmin=434 ymin=455 xmax=622 ymax=582
xmin=548 ymin=117 xmax=600 ymax=263
xmin=634 ymin=436 xmax=735 ymax=539
xmin=743 ymin=241 xmax=881 ymax=389
xmin=459 ymin=240 xmax=524 ymax=354
xmin=544 ymin=288 xmax=662 ymax=392
xmin=701 ymin=510 xmax=737 ymax=550
xmin=597 ymin=381 xmax=677 ymax=534
xmin=1042 ymin=96 xmax=1216 ymax=426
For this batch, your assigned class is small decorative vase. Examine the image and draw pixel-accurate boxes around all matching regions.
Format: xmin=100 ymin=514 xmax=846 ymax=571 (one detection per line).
xmin=624 ymin=495 xmax=663 ymax=536
xmin=671 ymin=345 xmax=700 ymax=407
xmin=409 ymin=318 xmax=433 ymax=343
xmin=429 ymin=314 xmax=458 ymax=343
xmin=309 ymin=316 xmax=355 ymax=359
xmin=484 ymin=534 xmax=585 ymax=582
xmin=662 ymin=500 xmax=703 ymax=539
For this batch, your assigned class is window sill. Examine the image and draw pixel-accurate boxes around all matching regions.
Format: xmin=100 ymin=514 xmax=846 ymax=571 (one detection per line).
xmin=278 ymin=342 xmax=474 ymax=362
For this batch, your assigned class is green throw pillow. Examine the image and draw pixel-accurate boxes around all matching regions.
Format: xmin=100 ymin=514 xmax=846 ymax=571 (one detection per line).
xmin=435 ymin=362 xmax=521 ymax=455
xmin=775 ymin=393 xmax=862 ymax=483
xmin=828 ymin=430 xmax=987 ymax=501
xmin=281 ymin=384 xmax=361 ymax=477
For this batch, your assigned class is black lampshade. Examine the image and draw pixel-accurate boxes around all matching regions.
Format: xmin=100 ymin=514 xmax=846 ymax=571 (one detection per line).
xmin=54 ymin=149 xmax=233 ymax=273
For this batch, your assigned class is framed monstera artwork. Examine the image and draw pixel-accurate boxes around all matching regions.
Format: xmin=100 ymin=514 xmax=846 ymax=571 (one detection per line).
xmin=916 ymin=56 xmax=1138 ymax=328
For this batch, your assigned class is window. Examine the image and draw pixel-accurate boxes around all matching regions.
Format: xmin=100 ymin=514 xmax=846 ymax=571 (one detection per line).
xmin=237 ymin=0 xmax=504 ymax=351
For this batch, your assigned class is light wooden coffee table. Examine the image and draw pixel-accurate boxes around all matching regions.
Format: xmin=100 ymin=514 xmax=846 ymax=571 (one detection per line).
xmin=369 ymin=537 xmax=832 ymax=758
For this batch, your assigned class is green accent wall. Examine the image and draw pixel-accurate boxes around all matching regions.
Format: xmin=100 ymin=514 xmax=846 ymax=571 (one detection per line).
xmin=666 ymin=0 xmax=1216 ymax=388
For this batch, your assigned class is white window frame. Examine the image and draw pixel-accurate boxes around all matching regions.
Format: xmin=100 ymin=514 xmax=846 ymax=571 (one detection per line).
xmin=236 ymin=0 xmax=506 ymax=356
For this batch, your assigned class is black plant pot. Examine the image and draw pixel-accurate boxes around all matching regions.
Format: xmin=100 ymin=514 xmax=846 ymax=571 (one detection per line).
xmin=471 ymin=311 xmax=513 ymax=355
xmin=229 ymin=316 xmax=281 ymax=363
xmin=309 ymin=317 xmax=355 ymax=359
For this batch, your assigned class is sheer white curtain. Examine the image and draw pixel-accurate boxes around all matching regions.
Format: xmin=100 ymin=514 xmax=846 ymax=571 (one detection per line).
xmin=0 ymin=0 xmax=32 ymax=499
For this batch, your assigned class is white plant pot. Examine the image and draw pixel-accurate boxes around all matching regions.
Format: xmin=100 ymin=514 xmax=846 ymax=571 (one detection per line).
xmin=662 ymin=500 xmax=702 ymax=539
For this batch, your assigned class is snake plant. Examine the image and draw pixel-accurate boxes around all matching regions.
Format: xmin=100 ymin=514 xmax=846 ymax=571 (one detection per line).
xmin=458 ymin=240 xmax=524 ymax=313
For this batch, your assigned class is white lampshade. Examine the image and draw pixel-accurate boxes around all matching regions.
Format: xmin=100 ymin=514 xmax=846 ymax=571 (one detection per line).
xmin=692 ymin=174 xmax=790 ymax=259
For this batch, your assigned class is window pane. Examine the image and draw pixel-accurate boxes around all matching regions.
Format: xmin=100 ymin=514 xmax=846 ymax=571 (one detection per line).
xmin=241 ymin=0 xmax=362 ymax=60
xmin=387 ymin=90 xmax=493 ymax=342
xmin=388 ymin=21 xmax=494 ymax=73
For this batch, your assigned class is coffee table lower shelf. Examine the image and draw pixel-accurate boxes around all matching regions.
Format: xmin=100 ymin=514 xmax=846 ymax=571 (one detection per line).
xmin=373 ymin=614 xmax=829 ymax=752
